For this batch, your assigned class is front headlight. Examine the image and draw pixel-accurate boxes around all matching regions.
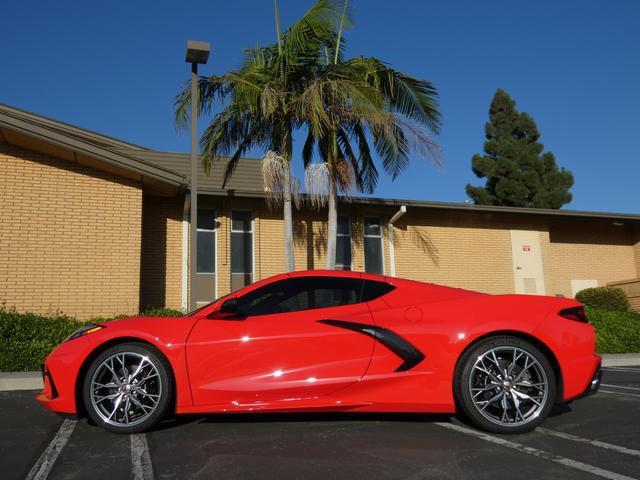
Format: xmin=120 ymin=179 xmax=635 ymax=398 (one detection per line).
xmin=65 ymin=324 xmax=105 ymax=342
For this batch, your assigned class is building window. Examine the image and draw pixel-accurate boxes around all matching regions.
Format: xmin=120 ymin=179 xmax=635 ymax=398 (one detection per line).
xmin=231 ymin=211 xmax=253 ymax=291
xmin=363 ymin=217 xmax=383 ymax=274
xmin=335 ymin=215 xmax=352 ymax=270
xmin=196 ymin=209 xmax=216 ymax=273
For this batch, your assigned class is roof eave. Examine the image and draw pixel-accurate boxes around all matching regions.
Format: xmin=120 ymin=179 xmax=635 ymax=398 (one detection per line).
xmin=0 ymin=110 xmax=185 ymax=188
xmin=196 ymin=188 xmax=640 ymax=223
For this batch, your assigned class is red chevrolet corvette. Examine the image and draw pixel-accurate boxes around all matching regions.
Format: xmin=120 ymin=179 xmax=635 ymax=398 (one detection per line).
xmin=37 ymin=270 xmax=601 ymax=434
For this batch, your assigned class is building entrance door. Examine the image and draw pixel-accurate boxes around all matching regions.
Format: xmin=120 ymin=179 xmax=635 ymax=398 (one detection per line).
xmin=510 ymin=230 xmax=546 ymax=295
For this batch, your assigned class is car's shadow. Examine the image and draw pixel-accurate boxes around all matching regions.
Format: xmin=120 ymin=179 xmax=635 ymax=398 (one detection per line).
xmin=150 ymin=411 xmax=454 ymax=432
xmin=148 ymin=403 xmax=573 ymax=433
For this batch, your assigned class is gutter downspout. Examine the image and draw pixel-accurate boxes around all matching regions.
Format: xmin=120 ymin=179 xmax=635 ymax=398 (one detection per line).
xmin=387 ymin=205 xmax=406 ymax=277
xmin=181 ymin=193 xmax=191 ymax=312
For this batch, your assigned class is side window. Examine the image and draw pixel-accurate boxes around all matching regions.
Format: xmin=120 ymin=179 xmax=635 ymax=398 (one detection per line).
xmin=335 ymin=215 xmax=352 ymax=270
xmin=362 ymin=279 xmax=396 ymax=302
xmin=231 ymin=211 xmax=253 ymax=291
xmin=237 ymin=277 xmax=364 ymax=317
xmin=196 ymin=209 xmax=216 ymax=273
xmin=363 ymin=217 xmax=383 ymax=274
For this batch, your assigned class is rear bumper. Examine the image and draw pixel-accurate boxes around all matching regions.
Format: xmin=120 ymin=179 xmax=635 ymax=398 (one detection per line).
xmin=560 ymin=353 xmax=601 ymax=402
xmin=578 ymin=361 xmax=603 ymax=398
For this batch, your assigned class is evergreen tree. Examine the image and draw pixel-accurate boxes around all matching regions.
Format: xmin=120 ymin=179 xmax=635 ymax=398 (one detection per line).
xmin=466 ymin=89 xmax=573 ymax=209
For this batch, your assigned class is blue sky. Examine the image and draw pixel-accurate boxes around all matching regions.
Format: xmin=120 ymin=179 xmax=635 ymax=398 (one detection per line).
xmin=2 ymin=0 xmax=638 ymax=213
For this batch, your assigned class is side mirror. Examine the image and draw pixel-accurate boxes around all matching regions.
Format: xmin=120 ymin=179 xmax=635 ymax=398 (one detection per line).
xmin=207 ymin=297 xmax=244 ymax=320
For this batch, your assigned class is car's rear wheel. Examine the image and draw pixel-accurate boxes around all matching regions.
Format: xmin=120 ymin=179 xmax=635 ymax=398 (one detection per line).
xmin=454 ymin=335 xmax=556 ymax=434
xmin=82 ymin=342 xmax=172 ymax=434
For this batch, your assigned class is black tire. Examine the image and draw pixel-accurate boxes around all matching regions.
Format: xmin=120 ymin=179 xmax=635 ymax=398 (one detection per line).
xmin=82 ymin=342 xmax=173 ymax=434
xmin=453 ymin=335 xmax=556 ymax=434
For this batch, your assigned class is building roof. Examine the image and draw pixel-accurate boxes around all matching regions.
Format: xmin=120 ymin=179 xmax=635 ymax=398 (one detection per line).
xmin=115 ymin=148 xmax=264 ymax=193
xmin=0 ymin=103 xmax=185 ymax=190
xmin=1 ymin=102 xmax=638 ymax=223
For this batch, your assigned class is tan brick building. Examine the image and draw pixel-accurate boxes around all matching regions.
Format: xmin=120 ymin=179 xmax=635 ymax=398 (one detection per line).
xmin=1 ymin=104 xmax=639 ymax=318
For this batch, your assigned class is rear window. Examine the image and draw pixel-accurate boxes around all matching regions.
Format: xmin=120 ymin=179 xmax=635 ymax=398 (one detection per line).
xmin=362 ymin=280 xmax=396 ymax=302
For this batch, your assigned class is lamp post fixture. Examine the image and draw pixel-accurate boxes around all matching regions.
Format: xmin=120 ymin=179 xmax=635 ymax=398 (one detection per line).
xmin=185 ymin=40 xmax=210 ymax=310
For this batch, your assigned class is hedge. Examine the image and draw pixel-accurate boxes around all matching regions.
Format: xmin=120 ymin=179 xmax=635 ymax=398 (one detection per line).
xmin=576 ymin=286 xmax=630 ymax=312
xmin=586 ymin=307 xmax=640 ymax=354
xmin=0 ymin=307 xmax=182 ymax=372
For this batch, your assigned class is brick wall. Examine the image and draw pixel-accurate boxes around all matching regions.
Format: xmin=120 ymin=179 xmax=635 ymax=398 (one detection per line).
xmin=544 ymin=220 xmax=637 ymax=297
xmin=0 ymin=141 xmax=142 ymax=319
xmin=391 ymin=210 xmax=516 ymax=294
xmin=140 ymin=196 xmax=184 ymax=310
xmin=633 ymin=224 xmax=640 ymax=277
xmin=200 ymin=203 xmax=520 ymax=297
xmin=607 ymin=278 xmax=640 ymax=312
xmin=130 ymin=195 xmax=640 ymax=306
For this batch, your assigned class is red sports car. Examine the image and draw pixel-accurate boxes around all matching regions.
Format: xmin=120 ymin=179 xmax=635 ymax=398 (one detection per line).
xmin=37 ymin=270 xmax=601 ymax=434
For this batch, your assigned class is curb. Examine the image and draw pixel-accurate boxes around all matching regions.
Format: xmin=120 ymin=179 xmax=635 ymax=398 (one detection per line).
xmin=0 ymin=372 xmax=42 ymax=391
xmin=601 ymin=353 xmax=640 ymax=367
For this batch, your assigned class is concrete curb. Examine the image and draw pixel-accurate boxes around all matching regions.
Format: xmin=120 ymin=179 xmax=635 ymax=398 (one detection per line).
xmin=0 ymin=353 xmax=639 ymax=392
xmin=601 ymin=353 xmax=640 ymax=367
xmin=0 ymin=372 xmax=42 ymax=391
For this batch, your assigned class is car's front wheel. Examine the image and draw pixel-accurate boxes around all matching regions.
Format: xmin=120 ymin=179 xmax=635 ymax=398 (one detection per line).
xmin=454 ymin=335 xmax=556 ymax=434
xmin=82 ymin=342 xmax=172 ymax=434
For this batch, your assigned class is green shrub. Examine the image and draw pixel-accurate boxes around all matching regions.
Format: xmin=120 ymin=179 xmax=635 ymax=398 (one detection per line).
xmin=576 ymin=286 xmax=630 ymax=312
xmin=140 ymin=307 xmax=183 ymax=318
xmin=586 ymin=307 xmax=640 ymax=354
xmin=0 ymin=309 xmax=89 ymax=371
xmin=0 ymin=307 xmax=185 ymax=372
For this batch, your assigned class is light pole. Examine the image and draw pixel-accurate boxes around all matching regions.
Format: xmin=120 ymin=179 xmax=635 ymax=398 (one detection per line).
xmin=185 ymin=40 xmax=210 ymax=310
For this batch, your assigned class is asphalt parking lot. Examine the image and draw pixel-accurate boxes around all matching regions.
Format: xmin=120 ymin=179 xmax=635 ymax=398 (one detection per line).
xmin=2 ymin=367 xmax=639 ymax=480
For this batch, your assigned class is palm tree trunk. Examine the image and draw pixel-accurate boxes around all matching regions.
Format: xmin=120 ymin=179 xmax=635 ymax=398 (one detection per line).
xmin=282 ymin=125 xmax=295 ymax=272
xmin=326 ymin=172 xmax=337 ymax=269
xmin=283 ymin=162 xmax=295 ymax=272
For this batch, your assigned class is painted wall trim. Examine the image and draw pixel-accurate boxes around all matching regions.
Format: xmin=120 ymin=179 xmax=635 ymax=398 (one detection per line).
xmin=181 ymin=193 xmax=191 ymax=312
xmin=388 ymin=205 xmax=407 ymax=277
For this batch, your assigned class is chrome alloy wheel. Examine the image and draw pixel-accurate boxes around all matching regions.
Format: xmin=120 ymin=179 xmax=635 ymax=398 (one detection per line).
xmin=468 ymin=346 xmax=549 ymax=426
xmin=90 ymin=352 xmax=162 ymax=427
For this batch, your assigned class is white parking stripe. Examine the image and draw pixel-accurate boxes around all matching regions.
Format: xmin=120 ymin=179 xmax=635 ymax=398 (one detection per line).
xmin=601 ymin=389 xmax=640 ymax=399
xmin=603 ymin=367 xmax=640 ymax=373
xmin=25 ymin=419 xmax=77 ymax=480
xmin=435 ymin=422 xmax=638 ymax=480
xmin=131 ymin=434 xmax=154 ymax=480
xmin=601 ymin=384 xmax=640 ymax=392
xmin=537 ymin=428 xmax=640 ymax=457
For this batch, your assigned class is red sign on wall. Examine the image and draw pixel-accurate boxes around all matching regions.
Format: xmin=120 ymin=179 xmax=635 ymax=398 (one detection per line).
xmin=522 ymin=245 xmax=531 ymax=252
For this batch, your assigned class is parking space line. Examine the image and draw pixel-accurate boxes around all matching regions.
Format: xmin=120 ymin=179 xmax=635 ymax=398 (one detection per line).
xmin=601 ymin=389 xmax=640 ymax=399
xmin=602 ymin=384 xmax=640 ymax=392
xmin=435 ymin=422 xmax=638 ymax=480
xmin=25 ymin=419 xmax=77 ymax=480
xmin=537 ymin=428 xmax=640 ymax=457
xmin=603 ymin=367 xmax=640 ymax=373
xmin=131 ymin=434 xmax=154 ymax=480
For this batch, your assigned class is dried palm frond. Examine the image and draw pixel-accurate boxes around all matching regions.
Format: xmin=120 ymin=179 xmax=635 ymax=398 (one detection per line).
xmin=333 ymin=158 xmax=355 ymax=193
xmin=292 ymin=177 xmax=302 ymax=209
xmin=305 ymin=162 xmax=330 ymax=209
xmin=304 ymin=159 xmax=355 ymax=210
xmin=262 ymin=150 xmax=287 ymax=208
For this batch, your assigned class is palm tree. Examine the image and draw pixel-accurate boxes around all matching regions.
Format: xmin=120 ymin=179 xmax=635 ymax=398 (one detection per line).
xmin=175 ymin=0 xmax=347 ymax=272
xmin=297 ymin=5 xmax=442 ymax=269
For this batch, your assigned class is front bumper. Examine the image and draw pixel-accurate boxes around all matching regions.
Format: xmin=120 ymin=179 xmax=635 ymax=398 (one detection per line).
xmin=36 ymin=336 xmax=93 ymax=415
